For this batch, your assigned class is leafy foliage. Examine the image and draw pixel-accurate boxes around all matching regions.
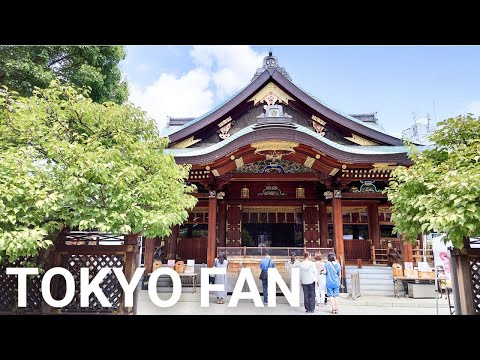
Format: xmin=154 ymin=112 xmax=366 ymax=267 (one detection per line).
xmin=387 ymin=114 xmax=480 ymax=248
xmin=0 ymin=46 xmax=128 ymax=104
xmin=0 ymin=81 xmax=197 ymax=262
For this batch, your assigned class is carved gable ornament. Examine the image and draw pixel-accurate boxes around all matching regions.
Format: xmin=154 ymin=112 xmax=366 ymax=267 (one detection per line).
xmin=311 ymin=115 xmax=327 ymax=136
xmin=258 ymin=185 xmax=286 ymax=196
xmin=249 ymin=82 xmax=294 ymax=106
xmin=251 ymin=140 xmax=298 ymax=161
xmin=344 ymin=133 xmax=379 ymax=146
xmin=234 ymin=159 xmax=317 ymax=174
xmin=218 ymin=116 xmax=233 ymax=140
xmin=171 ymin=136 xmax=201 ymax=149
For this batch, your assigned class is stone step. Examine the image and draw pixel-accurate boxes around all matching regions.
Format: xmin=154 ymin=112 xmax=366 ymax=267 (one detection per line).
xmin=347 ymin=283 xmax=396 ymax=291
xmin=349 ymin=290 xmax=404 ymax=296
xmin=346 ymin=273 xmax=392 ymax=282
xmin=345 ymin=269 xmax=392 ymax=275
xmin=345 ymin=266 xmax=392 ymax=272
xmin=347 ymin=278 xmax=394 ymax=286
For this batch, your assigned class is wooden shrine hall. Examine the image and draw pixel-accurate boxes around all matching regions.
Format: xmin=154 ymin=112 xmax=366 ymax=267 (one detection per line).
xmin=144 ymin=52 xmax=426 ymax=285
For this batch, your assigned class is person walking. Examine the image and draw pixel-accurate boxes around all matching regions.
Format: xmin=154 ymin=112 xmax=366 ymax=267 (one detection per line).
xmin=314 ymin=253 xmax=326 ymax=307
xmin=259 ymin=251 xmax=275 ymax=305
xmin=214 ymin=253 xmax=228 ymax=304
xmin=285 ymin=252 xmax=302 ymax=306
xmin=325 ymin=252 xmax=341 ymax=314
xmin=299 ymin=251 xmax=319 ymax=314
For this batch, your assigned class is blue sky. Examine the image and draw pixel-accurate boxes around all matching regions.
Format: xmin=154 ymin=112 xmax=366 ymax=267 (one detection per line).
xmin=120 ymin=45 xmax=480 ymax=138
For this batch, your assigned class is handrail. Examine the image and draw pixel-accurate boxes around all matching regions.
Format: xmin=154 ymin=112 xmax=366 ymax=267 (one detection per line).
xmin=217 ymin=246 xmax=334 ymax=259
xmin=389 ymin=247 xmax=403 ymax=267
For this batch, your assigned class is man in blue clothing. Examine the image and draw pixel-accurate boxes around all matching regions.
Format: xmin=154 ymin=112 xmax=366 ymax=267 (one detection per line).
xmin=259 ymin=252 xmax=275 ymax=305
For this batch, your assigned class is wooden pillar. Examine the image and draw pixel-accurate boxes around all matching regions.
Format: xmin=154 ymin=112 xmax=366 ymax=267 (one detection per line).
xmin=218 ymin=201 xmax=226 ymax=248
xmin=207 ymin=191 xmax=218 ymax=267
xmin=123 ymin=233 xmax=140 ymax=315
xmin=167 ymin=225 xmax=179 ymax=260
xmin=143 ymin=237 xmax=156 ymax=274
xmin=332 ymin=194 xmax=346 ymax=292
xmin=402 ymin=238 xmax=413 ymax=263
xmin=368 ymin=203 xmax=381 ymax=248
xmin=449 ymin=248 xmax=476 ymax=315
xmin=319 ymin=202 xmax=328 ymax=248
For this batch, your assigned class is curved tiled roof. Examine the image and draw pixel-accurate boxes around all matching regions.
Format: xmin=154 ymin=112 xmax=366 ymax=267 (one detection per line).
xmin=165 ymin=123 xmax=428 ymax=165
xmin=167 ymin=66 xmax=404 ymax=146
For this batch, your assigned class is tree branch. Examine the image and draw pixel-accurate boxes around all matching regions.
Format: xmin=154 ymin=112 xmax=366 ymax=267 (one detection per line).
xmin=48 ymin=54 xmax=69 ymax=69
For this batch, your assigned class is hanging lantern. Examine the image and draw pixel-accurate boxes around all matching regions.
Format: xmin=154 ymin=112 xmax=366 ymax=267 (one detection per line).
xmin=296 ymin=185 xmax=305 ymax=199
xmin=241 ymin=185 xmax=250 ymax=199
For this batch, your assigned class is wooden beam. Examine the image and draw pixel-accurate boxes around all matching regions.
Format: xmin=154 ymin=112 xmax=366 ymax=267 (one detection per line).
xmin=340 ymin=192 xmax=387 ymax=199
xmin=207 ymin=192 xmax=218 ymax=267
xmin=228 ymin=173 xmax=323 ymax=182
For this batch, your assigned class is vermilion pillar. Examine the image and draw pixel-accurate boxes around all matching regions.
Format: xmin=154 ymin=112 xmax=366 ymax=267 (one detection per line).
xmin=369 ymin=203 xmax=381 ymax=248
xmin=207 ymin=191 xmax=217 ymax=267
xmin=332 ymin=193 xmax=346 ymax=292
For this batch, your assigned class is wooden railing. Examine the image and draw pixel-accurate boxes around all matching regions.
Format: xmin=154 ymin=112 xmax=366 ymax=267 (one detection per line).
xmin=412 ymin=247 xmax=434 ymax=267
xmin=217 ymin=246 xmax=333 ymax=259
xmin=371 ymin=246 xmax=388 ymax=265
xmin=389 ymin=247 xmax=403 ymax=267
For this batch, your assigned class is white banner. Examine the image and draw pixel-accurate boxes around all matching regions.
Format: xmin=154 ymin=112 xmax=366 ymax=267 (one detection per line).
xmin=431 ymin=234 xmax=452 ymax=279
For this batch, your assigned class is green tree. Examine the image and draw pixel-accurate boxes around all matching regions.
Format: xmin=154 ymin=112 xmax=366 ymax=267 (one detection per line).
xmin=386 ymin=114 xmax=480 ymax=248
xmin=0 ymin=81 xmax=197 ymax=263
xmin=0 ymin=46 xmax=128 ymax=104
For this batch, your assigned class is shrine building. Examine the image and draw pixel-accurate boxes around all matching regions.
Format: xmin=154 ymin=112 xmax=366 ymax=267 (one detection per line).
xmin=147 ymin=52 xmax=424 ymax=288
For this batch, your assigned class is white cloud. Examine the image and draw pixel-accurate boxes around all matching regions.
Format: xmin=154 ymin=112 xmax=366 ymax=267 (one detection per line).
xmin=129 ymin=68 xmax=214 ymax=130
xmin=190 ymin=46 xmax=264 ymax=98
xmin=466 ymin=100 xmax=480 ymax=116
xmin=128 ymin=46 xmax=264 ymax=130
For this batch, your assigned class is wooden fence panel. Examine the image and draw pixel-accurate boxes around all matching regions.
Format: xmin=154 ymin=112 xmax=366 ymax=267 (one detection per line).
xmin=344 ymin=240 xmax=371 ymax=260
xmin=177 ymin=237 xmax=207 ymax=264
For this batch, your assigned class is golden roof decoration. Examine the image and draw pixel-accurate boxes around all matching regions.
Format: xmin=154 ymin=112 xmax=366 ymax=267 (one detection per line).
xmin=249 ymin=82 xmax=294 ymax=106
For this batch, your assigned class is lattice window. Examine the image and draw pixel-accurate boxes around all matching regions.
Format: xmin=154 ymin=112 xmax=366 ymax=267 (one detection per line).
xmin=57 ymin=254 xmax=125 ymax=313
xmin=64 ymin=232 xmax=124 ymax=245
xmin=470 ymin=256 xmax=480 ymax=314
xmin=0 ymin=259 xmax=43 ymax=312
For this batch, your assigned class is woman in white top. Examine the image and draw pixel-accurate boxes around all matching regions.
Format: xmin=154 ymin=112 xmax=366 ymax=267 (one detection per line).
xmin=314 ymin=253 xmax=327 ymax=306
xmin=214 ymin=253 xmax=228 ymax=304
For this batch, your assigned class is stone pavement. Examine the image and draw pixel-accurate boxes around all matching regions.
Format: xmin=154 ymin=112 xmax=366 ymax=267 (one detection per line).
xmin=136 ymin=290 xmax=451 ymax=315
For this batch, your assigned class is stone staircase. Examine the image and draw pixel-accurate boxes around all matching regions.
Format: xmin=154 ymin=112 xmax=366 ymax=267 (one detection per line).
xmin=345 ymin=265 xmax=401 ymax=296
xmin=148 ymin=264 xmax=403 ymax=297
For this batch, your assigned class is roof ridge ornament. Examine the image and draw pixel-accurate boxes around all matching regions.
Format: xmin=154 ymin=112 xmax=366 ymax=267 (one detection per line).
xmin=251 ymin=51 xmax=292 ymax=82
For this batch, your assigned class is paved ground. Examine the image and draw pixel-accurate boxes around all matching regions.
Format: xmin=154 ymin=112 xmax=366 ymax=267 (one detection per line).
xmin=136 ymin=290 xmax=451 ymax=315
